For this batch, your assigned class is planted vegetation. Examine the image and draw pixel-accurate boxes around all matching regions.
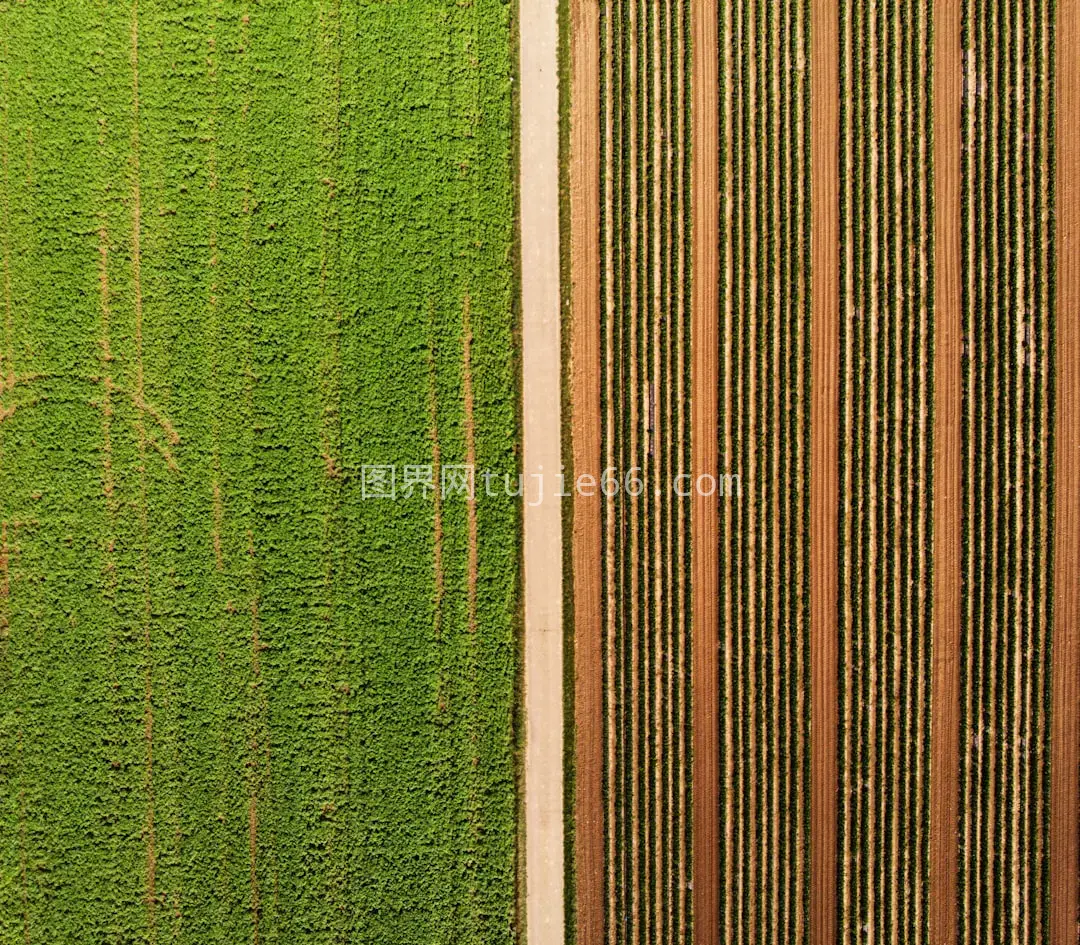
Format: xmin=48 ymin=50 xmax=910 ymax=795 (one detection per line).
xmin=958 ymin=0 xmax=1056 ymax=939
xmin=0 ymin=2 xmax=518 ymax=942
xmin=583 ymin=0 xmax=693 ymax=940
xmin=836 ymin=0 xmax=935 ymax=941
xmin=714 ymin=0 xmax=812 ymax=941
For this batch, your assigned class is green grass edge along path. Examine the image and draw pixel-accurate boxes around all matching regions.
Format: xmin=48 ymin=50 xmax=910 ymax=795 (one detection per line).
xmin=0 ymin=1 xmax=520 ymax=943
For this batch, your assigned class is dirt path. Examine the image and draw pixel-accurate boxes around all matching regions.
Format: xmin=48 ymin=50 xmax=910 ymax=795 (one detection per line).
xmin=520 ymin=1 xmax=566 ymax=943
xmin=689 ymin=3 xmax=719 ymax=945
xmin=930 ymin=1 xmax=961 ymax=942
xmin=1051 ymin=0 xmax=1080 ymax=938
xmin=809 ymin=0 xmax=839 ymax=943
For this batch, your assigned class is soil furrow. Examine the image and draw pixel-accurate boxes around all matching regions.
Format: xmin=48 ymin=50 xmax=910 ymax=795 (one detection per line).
xmin=1051 ymin=0 xmax=1080 ymax=939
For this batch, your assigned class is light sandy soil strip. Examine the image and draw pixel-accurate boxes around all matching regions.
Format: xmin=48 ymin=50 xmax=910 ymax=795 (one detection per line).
xmin=628 ymin=0 xmax=641 ymax=938
xmin=930 ymin=0 xmax=961 ymax=942
xmin=690 ymin=0 xmax=719 ymax=943
xmin=809 ymin=0 xmax=839 ymax=942
xmin=521 ymin=1 xmax=566 ymax=944
xmin=1051 ymin=0 xmax=1080 ymax=937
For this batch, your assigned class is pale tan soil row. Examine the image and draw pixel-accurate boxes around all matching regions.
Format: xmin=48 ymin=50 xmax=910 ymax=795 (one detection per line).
xmin=628 ymin=0 xmax=641 ymax=938
xmin=521 ymin=0 xmax=566 ymax=940
xmin=1052 ymin=0 xmax=1080 ymax=936
xmin=810 ymin=3 xmax=839 ymax=945
xmin=690 ymin=3 xmax=719 ymax=945
xmin=930 ymin=0 xmax=961 ymax=941
xmin=570 ymin=2 xmax=604 ymax=944
xmin=650 ymin=1 xmax=663 ymax=937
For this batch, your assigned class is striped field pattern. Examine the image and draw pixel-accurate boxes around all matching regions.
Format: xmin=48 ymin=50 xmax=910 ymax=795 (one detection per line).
xmin=716 ymin=0 xmax=812 ymax=942
xmin=836 ymin=0 xmax=935 ymax=941
xmin=577 ymin=0 xmax=694 ymax=940
xmin=575 ymin=1 xmax=1077 ymax=943
xmin=958 ymin=0 xmax=1057 ymax=940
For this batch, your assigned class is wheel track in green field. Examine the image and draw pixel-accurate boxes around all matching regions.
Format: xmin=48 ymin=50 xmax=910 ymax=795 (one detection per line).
xmin=126 ymin=9 xmax=163 ymax=935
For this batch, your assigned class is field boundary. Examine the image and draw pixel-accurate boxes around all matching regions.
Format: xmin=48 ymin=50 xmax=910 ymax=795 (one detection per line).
xmin=1052 ymin=0 xmax=1080 ymax=938
xmin=930 ymin=1 xmax=961 ymax=943
xmin=521 ymin=0 xmax=567 ymax=942
xmin=569 ymin=0 xmax=603 ymax=943
xmin=809 ymin=0 xmax=839 ymax=941
xmin=689 ymin=1 xmax=719 ymax=943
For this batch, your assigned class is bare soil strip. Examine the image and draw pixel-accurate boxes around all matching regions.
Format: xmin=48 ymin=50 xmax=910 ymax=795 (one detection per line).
xmin=570 ymin=0 xmax=602 ymax=942
xmin=930 ymin=1 xmax=961 ymax=942
xmin=809 ymin=0 xmax=839 ymax=942
xmin=690 ymin=1 xmax=719 ymax=943
xmin=1051 ymin=0 xmax=1080 ymax=937
xmin=522 ymin=0 xmax=567 ymax=943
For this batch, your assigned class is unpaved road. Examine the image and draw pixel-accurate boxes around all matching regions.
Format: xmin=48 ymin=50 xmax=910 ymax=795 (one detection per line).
xmin=520 ymin=1 xmax=565 ymax=943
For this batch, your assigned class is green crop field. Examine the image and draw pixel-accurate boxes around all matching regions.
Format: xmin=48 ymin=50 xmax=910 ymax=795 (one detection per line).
xmin=0 ymin=2 xmax=519 ymax=943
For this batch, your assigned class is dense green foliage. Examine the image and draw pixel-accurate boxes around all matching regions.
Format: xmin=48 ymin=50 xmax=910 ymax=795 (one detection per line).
xmin=0 ymin=1 xmax=519 ymax=942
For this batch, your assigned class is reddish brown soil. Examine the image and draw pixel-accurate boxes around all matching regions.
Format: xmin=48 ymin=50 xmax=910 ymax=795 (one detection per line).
xmin=570 ymin=1 xmax=603 ymax=942
xmin=690 ymin=2 xmax=719 ymax=944
xmin=930 ymin=3 xmax=962 ymax=942
xmin=809 ymin=0 xmax=839 ymax=943
xmin=1052 ymin=0 xmax=1080 ymax=940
